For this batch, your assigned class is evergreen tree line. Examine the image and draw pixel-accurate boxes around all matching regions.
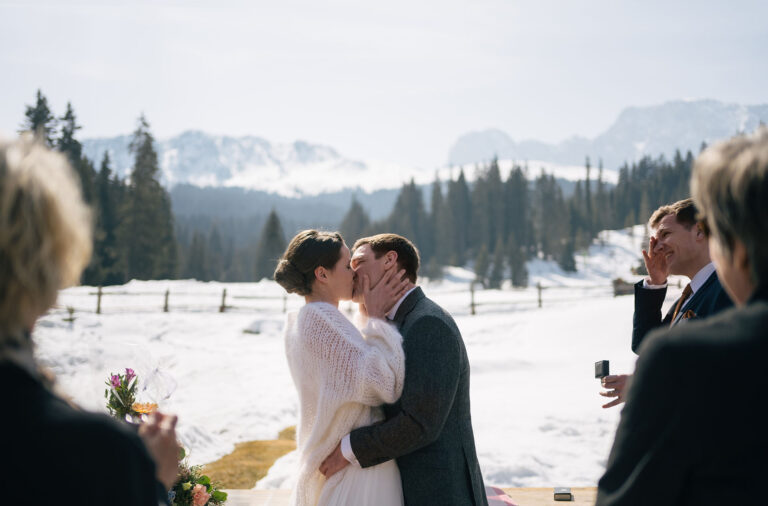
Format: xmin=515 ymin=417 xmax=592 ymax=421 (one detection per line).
xmin=17 ymin=90 xmax=697 ymax=287
xmin=333 ymin=152 xmax=696 ymax=288
xmin=20 ymin=90 xmax=177 ymax=285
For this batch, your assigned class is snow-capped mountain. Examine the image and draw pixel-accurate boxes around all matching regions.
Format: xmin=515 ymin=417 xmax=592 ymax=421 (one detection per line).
xmin=449 ymin=99 xmax=768 ymax=169
xmin=82 ymin=131 xmax=420 ymax=197
xmin=82 ymin=99 xmax=767 ymax=198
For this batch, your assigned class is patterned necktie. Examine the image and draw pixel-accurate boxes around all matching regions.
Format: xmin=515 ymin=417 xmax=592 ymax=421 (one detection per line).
xmin=670 ymin=283 xmax=693 ymax=326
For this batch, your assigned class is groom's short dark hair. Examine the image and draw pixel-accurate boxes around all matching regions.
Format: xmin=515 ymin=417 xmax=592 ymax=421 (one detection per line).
xmin=353 ymin=233 xmax=420 ymax=283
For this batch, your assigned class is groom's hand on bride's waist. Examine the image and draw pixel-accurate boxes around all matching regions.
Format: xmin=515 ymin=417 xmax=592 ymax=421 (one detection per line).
xmin=319 ymin=443 xmax=350 ymax=478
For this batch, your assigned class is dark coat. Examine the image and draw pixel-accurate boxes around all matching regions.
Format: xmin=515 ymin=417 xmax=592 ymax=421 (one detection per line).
xmin=0 ymin=361 xmax=168 ymax=506
xmin=350 ymin=287 xmax=488 ymax=506
xmin=631 ymin=271 xmax=732 ymax=353
xmin=597 ymin=286 xmax=768 ymax=505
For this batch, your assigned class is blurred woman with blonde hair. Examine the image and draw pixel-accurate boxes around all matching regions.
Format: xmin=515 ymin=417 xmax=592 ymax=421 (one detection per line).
xmin=0 ymin=136 xmax=179 ymax=506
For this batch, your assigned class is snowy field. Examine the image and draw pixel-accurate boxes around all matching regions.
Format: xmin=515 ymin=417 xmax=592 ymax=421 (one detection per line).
xmin=33 ymin=226 xmax=689 ymax=488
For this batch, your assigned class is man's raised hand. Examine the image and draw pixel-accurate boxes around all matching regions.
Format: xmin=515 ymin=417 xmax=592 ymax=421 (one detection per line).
xmin=642 ymin=236 xmax=669 ymax=285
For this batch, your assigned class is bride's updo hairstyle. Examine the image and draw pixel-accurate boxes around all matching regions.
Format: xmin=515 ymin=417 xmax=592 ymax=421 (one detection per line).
xmin=274 ymin=230 xmax=344 ymax=296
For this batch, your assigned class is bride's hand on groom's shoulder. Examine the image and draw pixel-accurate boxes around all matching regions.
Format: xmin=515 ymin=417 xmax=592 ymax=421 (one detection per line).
xmin=363 ymin=268 xmax=409 ymax=320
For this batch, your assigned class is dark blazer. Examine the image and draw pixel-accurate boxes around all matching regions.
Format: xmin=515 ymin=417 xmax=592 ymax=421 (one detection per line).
xmin=597 ymin=286 xmax=768 ymax=505
xmin=0 ymin=361 xmax=168 ymax=506
xmin=350 ymin=287 xmax=488 ymax=506
xmin=631 ymin=270 xmax=732 ymax=353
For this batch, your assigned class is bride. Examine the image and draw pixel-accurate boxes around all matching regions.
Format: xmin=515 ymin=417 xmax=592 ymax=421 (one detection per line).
xmin=273 ymin=230 xmax=408 ymax=506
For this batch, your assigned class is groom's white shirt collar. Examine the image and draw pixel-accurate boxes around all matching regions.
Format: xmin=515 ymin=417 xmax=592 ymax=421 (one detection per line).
xmin=386 ymin=286 xmax=418 ymax=321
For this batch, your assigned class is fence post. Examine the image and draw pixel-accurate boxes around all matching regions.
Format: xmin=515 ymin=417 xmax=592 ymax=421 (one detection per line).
xmin=283 ymin=293 xmax=288 ymax=313
xmin=537 ymin=282 xmax=542 ymax=308
xmin=163 ymin=289 xmax=169 ymax=313
xmin=96 ymin=286 xmax=102 ymax=315
xmin=470 ymin=282 xmax=476 ymax=316
xmin=219 ymin=288 xmax=227 ymax=313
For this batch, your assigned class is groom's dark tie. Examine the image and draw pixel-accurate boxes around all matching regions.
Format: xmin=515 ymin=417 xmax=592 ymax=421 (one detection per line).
xmin=670 ymin=283 xmax=693 ymax=326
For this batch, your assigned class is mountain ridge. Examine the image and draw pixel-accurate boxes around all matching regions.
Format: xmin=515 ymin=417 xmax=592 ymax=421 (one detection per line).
xmin=448 ymin=99 xmax=768 ymax=168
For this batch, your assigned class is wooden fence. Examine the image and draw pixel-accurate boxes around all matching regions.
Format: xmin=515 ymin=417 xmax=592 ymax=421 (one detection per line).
xmin=51 ymin=279 xmax=643 ymax=318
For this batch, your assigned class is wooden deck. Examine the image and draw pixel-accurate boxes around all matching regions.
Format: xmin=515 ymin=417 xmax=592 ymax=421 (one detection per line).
xmin=223 ymin=487 xmax=598 ymax=505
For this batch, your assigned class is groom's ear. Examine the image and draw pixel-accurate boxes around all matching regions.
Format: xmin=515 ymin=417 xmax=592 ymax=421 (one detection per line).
xmin=383 ymin=251 xmax=398 ymax=268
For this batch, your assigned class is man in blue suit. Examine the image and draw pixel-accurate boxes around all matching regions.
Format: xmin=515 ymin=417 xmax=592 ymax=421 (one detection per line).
xmin=600 ymin=198 xmax=732 ymax=408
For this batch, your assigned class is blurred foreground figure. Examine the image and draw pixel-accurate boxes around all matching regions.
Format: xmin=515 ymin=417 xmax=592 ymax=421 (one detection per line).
xmin=0 ymin=136 xmax=178 ymax=506
xmin=597 ymin=127 xmax=768 ymax=505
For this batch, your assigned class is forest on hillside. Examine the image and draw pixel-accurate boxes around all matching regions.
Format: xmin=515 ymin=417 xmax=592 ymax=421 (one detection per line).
xmin=19 ymin=90 xmax=697 ymax=286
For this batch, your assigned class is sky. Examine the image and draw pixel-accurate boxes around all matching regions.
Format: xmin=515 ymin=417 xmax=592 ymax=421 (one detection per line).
xmin=1 ymin=0 xmax=767 ymax=168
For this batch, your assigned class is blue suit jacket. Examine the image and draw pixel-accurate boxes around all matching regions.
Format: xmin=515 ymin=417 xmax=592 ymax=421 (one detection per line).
xmin=631 ymin=271 xmax=732 ymax=354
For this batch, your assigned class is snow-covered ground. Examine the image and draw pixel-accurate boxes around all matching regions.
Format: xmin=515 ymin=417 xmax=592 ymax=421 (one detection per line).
xmin=33 ymin=225 xmax=689 ymax=488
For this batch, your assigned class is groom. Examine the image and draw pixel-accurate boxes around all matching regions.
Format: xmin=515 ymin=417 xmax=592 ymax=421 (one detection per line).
xmin=320 ymin=233 xmax=488 ymax=505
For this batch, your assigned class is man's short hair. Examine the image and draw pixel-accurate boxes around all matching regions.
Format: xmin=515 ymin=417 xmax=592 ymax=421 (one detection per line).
xmin=352 ymin=233 xmax=420 ymax=283
xmin=648 ymin=198 xmax=699 ymax=230
xmin=692 ymin=126 xmax=768 ymax=287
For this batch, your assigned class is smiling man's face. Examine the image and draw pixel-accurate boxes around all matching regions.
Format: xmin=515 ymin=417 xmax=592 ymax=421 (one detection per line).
xmin=652 ymin=214 xmax=702 ymax=276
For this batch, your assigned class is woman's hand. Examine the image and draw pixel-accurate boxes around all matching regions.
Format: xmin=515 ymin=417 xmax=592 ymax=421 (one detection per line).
xmin=363 ymin=267 xmax=410 ymax=320
xmin=139 ymin=412 xmax=182 ymax=490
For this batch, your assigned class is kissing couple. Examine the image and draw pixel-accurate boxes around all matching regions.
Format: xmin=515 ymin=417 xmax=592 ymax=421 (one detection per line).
xmin=274 ymin=231 xmax=489 ymax=506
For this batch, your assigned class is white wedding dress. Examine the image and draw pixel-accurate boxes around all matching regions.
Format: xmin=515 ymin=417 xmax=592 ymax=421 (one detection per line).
xmin=284 ymin=302 xmax=406 ymax=506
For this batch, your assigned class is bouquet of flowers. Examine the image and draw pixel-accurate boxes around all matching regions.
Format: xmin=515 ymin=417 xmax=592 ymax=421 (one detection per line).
xmin=169 ymin=460 xmax=227 ymax=506
xmin=105 ymin=368 xmax=159 ymax=421
xmin=104 ymin=368 xmax=139 ymax=420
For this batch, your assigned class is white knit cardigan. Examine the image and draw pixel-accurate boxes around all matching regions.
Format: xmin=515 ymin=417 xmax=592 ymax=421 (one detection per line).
xmin=284 ymin=302 xmax=405 ymax=506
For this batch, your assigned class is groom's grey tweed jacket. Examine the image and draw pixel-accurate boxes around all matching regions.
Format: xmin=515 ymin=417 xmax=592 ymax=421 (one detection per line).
xmin=350 ymin=287 xmax=488 ymax=506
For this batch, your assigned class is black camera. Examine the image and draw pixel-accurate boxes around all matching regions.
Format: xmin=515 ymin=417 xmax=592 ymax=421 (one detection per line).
xmin=594 ymin=360 xmax=610 ymax=379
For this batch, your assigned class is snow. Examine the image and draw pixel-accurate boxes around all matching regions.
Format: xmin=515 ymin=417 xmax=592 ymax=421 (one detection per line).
xmin=32 ymin=225 xmax=690 ymax=488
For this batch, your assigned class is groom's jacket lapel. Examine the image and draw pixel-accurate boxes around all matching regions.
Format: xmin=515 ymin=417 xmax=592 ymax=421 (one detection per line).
xmin=393 ymin=287 xmax=425 ymax=330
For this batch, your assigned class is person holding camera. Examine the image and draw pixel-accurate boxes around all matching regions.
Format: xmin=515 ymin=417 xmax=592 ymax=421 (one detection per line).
xmin=597 ymin=127 xmax=768 ymax=504
xmin=599 ymin=198 xmax=732 ymax=408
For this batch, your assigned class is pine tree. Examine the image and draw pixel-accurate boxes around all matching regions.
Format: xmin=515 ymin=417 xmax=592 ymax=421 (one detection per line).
xmin=385 ymin=180 xmax=428 ymax=258
xmin=488 ymin=239 xmax=505 ymax=289
xmin=56 ymin=102 xmax=96 ymax=203
xmin=503 ymin=165 xmax=530 ymax=254
xmin=506 ymin=235 xmax=528 ymax=288
xmin=339 ymin=198 xmax=370 ymax=245
xmin=429 ymin=175 xmax=451 ymax=266
xmin=469 ymin=163 xmax=493 ymax=251
xmin=184 ymin=231 xmax=209 ymax=281
xmin=474 ymin=245 xmax=489 ymax=287
xmin=447 ymin=169 xmax=471 ymax=265
xmin=21 ymin=89 xmax=56 ymax=146
xmin=254 ymin=209 xmax=287 ymax=280
xmin=596 ymin=159 xmax=605 ymax=233
xmin=94 ymin=152 xmax=125 ymax=285
xmin=118 ymin=115 xmax=178 ymax=280
xmin=208 ymin=225 xmax=224 ymax=281
xmin=558 ymin=236 xmax=577 ymax=272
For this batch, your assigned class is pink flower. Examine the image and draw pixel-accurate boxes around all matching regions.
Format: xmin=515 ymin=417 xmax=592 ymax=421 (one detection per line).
xmin=125 ymin=368 xmax=136 ymax=381
xmin=192 ymin=484 xmax=211 ymax=506
xmin=110 ymin=374 xmax=121 ymax=388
